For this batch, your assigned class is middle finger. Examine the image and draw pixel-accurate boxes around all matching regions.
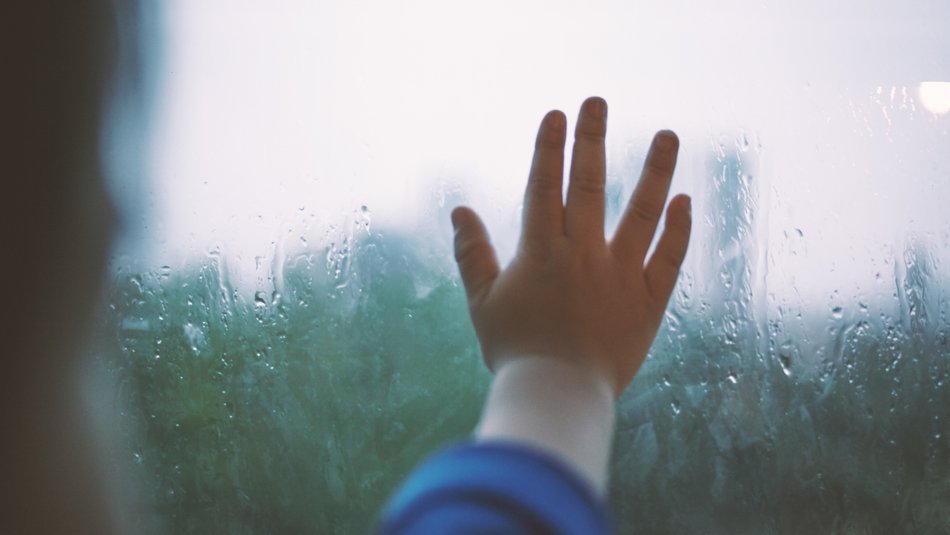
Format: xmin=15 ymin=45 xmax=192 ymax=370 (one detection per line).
xmin=565 ymin=96 xmax=608 ymax=241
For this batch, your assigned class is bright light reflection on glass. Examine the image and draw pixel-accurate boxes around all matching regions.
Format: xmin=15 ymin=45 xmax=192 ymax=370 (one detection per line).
xmin=919 ymin=81 xmax=950 ymax=114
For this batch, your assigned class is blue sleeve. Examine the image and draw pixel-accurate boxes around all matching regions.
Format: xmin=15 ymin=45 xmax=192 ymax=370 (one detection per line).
xmin=378 ymin=441 xmax=613 ymax=535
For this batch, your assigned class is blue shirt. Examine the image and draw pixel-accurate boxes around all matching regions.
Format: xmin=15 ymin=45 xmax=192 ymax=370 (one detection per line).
xmin=379 ymin=441 xmax=613 ymax=534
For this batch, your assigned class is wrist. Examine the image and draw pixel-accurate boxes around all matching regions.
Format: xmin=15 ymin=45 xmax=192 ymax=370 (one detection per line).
xmin=486 ymin=350 xmax=625 ymax=400
xmin=475 ymin=355 xmax=617 ymax=493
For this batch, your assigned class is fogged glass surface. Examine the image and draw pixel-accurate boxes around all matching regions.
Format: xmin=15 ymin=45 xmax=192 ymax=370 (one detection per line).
xmin=94 ymin=1 xmax=950 ymax=533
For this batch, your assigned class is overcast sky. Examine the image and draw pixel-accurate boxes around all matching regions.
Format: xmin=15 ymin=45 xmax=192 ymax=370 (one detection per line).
xmin=111 ymin=0 xmax=950 ymax=308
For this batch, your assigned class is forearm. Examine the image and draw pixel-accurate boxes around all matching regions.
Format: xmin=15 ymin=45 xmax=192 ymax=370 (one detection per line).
xmin=475 ymin=356 xmax=616 ymax=493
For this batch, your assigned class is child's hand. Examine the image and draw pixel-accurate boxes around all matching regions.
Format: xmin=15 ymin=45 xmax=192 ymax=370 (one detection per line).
xmin=452 ymin=97 xmax=692 ymax=398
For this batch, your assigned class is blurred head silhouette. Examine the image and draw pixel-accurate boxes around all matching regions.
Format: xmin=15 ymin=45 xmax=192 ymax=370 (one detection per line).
xmin=2 ymin=2 xmax=120 ymax=532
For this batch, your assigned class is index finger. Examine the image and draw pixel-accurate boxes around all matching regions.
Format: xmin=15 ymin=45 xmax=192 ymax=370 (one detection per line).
xmin=521 ymin=110 xmax=567 ymax=242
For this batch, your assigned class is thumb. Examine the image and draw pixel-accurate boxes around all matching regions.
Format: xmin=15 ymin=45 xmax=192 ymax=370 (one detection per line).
xmin=451 ymin=206 xmax=500 ymax=305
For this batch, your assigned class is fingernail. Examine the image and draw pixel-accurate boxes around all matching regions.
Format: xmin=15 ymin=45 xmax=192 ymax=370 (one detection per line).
xmin=587 ymin=97 xmax=606 ymax=119
xmin=655 ymin=130 xmax=678 ymax=152
xmin=546 ymin=111 xmax=565 ymax=130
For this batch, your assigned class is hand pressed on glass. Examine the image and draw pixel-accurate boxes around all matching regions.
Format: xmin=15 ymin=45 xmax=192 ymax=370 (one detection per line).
xmin=451 ymin=97 xmax=692 ymax=397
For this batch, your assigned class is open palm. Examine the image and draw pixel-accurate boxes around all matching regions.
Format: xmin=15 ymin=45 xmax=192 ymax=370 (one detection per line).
xmin=452 ymin=97 xmax=692 ymax=397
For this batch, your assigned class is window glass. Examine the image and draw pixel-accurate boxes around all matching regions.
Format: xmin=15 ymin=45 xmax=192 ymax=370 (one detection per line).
xmin=95 ymin=1 xmax=950 ymax=532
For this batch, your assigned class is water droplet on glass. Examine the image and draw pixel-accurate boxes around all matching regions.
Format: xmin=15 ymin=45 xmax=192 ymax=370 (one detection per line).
xmin=356 ymin=205 xmax=372 ymax=234
xmin=254 ymin=291 xmax=267 ymax=308
xmin=779 ymin=354 xmax=792 ymax=376
xmin=737 ymin=133 xmax=750 ymax=152
xmin=831 ymin=306 xmax=843 ymax=319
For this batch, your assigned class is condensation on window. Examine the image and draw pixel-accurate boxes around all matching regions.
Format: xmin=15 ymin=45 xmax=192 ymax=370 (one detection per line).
xmin=93 ymin=1 xmax=950 ymax=533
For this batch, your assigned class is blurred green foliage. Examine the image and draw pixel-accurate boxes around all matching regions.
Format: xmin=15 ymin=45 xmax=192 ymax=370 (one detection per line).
xmin=94 ymin=233 xmax=950 ymax=534
xmin=97 ymin=234 xmax=488 ymax=533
